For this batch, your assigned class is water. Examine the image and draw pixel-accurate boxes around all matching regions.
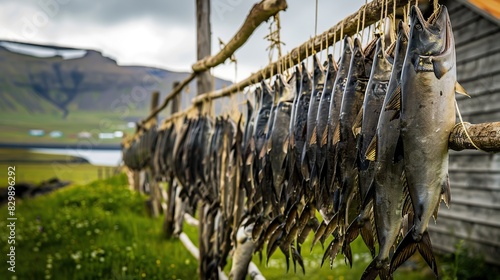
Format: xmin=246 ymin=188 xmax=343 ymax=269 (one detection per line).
xmin=32 ymin=148 xmax=122 ymax=166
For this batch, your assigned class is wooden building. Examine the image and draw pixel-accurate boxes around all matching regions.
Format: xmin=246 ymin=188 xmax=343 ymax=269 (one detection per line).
xmin=428 ymin=0 xmax=500 ymax=266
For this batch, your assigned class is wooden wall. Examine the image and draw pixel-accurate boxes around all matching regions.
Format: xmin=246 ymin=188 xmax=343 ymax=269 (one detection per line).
xmin=429 ymin=0 xmax=500 ymax=265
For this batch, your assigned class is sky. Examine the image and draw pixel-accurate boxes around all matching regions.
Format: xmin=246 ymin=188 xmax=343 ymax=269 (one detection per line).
xmin=0 ymin=0 xmax=368 ymax=82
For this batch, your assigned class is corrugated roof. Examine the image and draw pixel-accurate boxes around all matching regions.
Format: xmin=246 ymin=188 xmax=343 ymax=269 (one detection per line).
xmin=463 ymin=0 xmax=500 ymax=24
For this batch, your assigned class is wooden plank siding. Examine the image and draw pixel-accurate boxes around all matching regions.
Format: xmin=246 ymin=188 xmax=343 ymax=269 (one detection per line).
xmin=431 ymin=0 xmax=500 ymax=265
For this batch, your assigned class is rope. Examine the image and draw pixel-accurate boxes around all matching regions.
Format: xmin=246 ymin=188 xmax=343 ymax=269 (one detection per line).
xmin=361 ymin=0 xmax=367 ymax=43
xmin=455 ymin=99 xmax=483 ymax=151
xmin=315 ymin=0 xmax=319 ymax=37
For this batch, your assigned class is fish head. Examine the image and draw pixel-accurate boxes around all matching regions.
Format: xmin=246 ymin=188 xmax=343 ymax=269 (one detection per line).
xmin=253 ymin=86 xmax=262 ymax=112
xmin=350 ymin=37 xmax=366 ymax=77
xmin=371 ymin=37 xmax=393 ymax=80
xmin=261 ymin=80 xmax=274 ymax=108
xmin=313 ymin=54 xmax=326 ymax=86
xmin=300 ymin=61 xmax=312 ymax=94
xmin=294 ymin=65 xmax=303 ymax=97
xmin=409 ymin=5 xmax=454 ymax=78
xmin=408 ymin=5 xmax=445 ymax=57
xmin=336 ymin=36 xmax=354 ymax=83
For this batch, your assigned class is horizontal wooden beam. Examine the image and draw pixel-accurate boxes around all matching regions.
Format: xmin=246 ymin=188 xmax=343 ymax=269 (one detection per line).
xmin=140 ymin=0 xmax=287 ymax=126
xmin=192 ymin=0 xmax=410 ymax=104
xmin=449 ymin=122 xmax=500 ymax=152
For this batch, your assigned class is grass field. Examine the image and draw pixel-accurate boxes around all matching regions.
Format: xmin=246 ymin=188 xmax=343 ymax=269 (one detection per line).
xmin=0 ymin=175 xmax=198 ymax=280
xmin=0 ymin=171 xmax=497 ymax=279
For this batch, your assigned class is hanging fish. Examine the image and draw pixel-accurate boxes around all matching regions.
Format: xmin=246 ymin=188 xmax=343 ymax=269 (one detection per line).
xmin=390 ymin=5 xmax=457 ymax=278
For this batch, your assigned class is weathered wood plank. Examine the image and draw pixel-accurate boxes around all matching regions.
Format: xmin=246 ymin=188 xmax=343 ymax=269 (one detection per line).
xmin=456 ymin=51 xmax=500 ymax=84
xmin=430 ymin=230 xmax=500 ymax=265
xmin=437 ymin=209 xmax=500 ymax=228
xmin=454 ymin=17 xmax=500 ymax=48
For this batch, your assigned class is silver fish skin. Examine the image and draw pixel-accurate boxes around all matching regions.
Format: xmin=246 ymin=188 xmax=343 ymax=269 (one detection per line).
xmin=361 ymin=21 xmax=409 ymax=280
xmin=344 ymin=36 xmax=394 ymax=260
xmin=324 ymin=36 xmax=353 ymax=194
xmin=314 ymin=54 xmax=338 ymax=218
xmin=302 ymin=54 xmax=325 ymax=183
xmin=358 ymin=37 xmax=394 ymax=203
xmin=335 ymin=37 xmax=370 ymax=230
xmin=391 ymin=5 xmax=456 ymax=278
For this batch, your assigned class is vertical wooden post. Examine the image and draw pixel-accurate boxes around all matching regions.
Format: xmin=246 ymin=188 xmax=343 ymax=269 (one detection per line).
xmin=148 ymin=91 xmax=161 ymax=218
xmin=196 ymin=0 xmax=213 ymax=97
xmin=164 ymin=81 xmax=181 ymax=239
xmin=196 ymin=1 xmax=211 ymax=277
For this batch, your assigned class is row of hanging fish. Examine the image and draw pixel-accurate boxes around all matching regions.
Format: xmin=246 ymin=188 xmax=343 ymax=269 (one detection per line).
xmin=122 ymin=4 xmax=463 ymax=280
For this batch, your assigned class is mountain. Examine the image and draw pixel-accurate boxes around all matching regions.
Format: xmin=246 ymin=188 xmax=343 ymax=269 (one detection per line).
xmin=0 ymin=40 xmax=231 ymax=118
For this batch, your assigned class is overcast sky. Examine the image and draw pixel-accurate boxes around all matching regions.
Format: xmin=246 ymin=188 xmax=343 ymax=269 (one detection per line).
xmin=0 ymin=0 xmax=367 ymax=81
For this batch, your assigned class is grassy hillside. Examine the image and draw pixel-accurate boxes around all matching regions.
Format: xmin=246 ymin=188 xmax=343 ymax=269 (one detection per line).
xmin=0 ymin=175 xmax=198 ymax=280
xmin=0 ymin=40 xmax=231 ymax=145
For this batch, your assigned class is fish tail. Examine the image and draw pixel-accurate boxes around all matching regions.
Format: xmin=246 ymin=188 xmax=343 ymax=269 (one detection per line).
xmin=390 ymin=228 xmax=418 ymax=275
xmin=361 ymin=259 xmax=382 ymax=280
xmin=360 ymin=218 xmax=376 ymax=258
xmin=342 ymin=240 xmax=353 ymax=268
xmin=345 ymin=217 xmax=361 ymax=245
xmin=280 ymin=245 xmax=290 ymax=273
xmin=418 ymin=231 xmax=439 ymax=278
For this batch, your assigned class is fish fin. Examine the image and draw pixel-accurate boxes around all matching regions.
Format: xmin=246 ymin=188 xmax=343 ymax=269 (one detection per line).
xmin=280 ymin=245 xmax=290 ymax=273
xmin=259 ymin=141 xmax=268 ymax=159
xmin=345 ymin=217 xmax=360 ymax=245
xmin=309 ymin=125 xmax=318 ymax=145
xmin=290 ymin=131 xmax=296 ymax=148
xmin=332 ymin=124 xmax=340 ymax=145
xmin=360 ymin=214 xmax=376 ymax=258
xmin=267 ymin=134 xmax=273 ymax=153
xmin=442 ymin=174 xmax=451 ymax=208
xmin=311 ymin=221 xmax=326 ymax=251
xmin=291 ymin=245 xmax=306 ymax=274
xmin=343 ymin=241 xmax=353 ymax=268
xmin=390 ymin=226 xmax=418 ymax=275
xmin=310 ymin=165 xmax=319 ymax=191
xmin=418 ymin=231 xmax=439 ymax=278
xmin=365 ymin=135 xmax=377 ymax=161
xmin=352 ymin=107 xmax=363 ymax=137
xmin=455 ymin=81 xmax=470 ymax=98
xmin=282 ymin=135 xmax=290 ymax=154
xmin=389 ymin=109 xmax=401 ymax=121
xmin=385 ymin=84 xmax=401 ymax=111
xmin=321 ymin=125 xmax=329 ymax=147
xmin=432 ymin=200 xmax=440 ymax=222
xmin=258 ymin=169 xmax=264 ymax=184
xmin=361 ymin=259 xmax=383 ymax=280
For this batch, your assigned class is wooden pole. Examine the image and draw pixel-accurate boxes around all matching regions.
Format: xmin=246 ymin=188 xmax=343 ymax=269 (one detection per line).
xmin=164 ymin=81 xmax=181 ymax=239
xmin=148 ymin=91 xmax=161 ymax=218
xmin=192 ymin=0 xmax=410 ymax=105
xmin=197 ymin=0 xmax=213 ymax=97
xmin=196 ymin=1 xmax=211 ymax=278
xmin=139 ymin=0 xmax=286 ymax=126
xmin=449 ymin=122 xmax=500 ymax=152
xmin=192 ymin=0 xmax=288 ymax=72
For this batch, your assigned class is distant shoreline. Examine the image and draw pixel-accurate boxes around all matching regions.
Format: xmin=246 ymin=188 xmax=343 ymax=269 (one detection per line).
xmin=0 ymin=142 xmax=121 ymax=150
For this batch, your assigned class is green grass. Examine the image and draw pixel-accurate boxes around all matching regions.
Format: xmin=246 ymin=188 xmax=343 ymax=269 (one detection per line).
xmin=0 ymin=174 xmax=197 ymax=280
xmin=0 ymin=170 xmax=497 ymax=280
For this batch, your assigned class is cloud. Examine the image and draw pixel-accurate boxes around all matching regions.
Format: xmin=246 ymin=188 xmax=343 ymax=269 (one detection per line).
xmin=0 ymin=0 xmax=368 ymax=81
